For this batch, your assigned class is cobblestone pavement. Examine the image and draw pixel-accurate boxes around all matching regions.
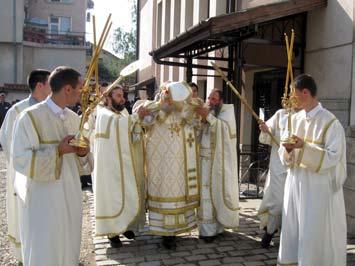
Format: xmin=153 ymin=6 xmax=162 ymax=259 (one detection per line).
xmin=1 ymin=147 xmax=354 ymax=266
xmin=88 ymin=190 xmax=355 ymax=266
xmin=0 ymin=152 xmax=95 ymax=265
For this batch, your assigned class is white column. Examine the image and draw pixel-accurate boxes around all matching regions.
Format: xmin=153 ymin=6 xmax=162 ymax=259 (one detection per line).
xmin=169 ymin=0 xmax=181 ymax=81
xmin=206 ymin=0 xmax=226 ymax=97
xmin=178 ymin=0 xmax=193 ymax=81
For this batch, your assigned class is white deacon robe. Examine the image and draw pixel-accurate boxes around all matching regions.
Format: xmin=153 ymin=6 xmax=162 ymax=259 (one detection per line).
xmin=278 ymin=104 xmax=347 ymax=266
xmin=0 ymin=96 xmax=37 ymax=262
xmin=138 ymin=106 xmax=199 ymax=236
xmin=94 ymin=107 xmax=145 ymax=236
xmin=258 ymin=109 xmax=288 ymax=234
xmin=198 ymin=104 xmax=239 ymax=236
xmin=12 ymin=98 xmax=84 ymax=266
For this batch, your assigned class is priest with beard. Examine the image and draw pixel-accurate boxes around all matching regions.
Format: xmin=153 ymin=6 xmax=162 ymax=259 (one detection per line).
xmin=194 ymin=88 xmax=239 ymax=242
xmin=93 ymin=85 xmax=146 ymax=248
xmin=134 ymin=82 xmax=200 ymax=249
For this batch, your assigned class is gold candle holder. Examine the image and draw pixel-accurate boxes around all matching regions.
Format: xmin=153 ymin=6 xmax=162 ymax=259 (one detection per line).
xmin=70 ymin=60 xmax=141 ymax=148
xmin=281 ymin=29 xmax=298 ymax=145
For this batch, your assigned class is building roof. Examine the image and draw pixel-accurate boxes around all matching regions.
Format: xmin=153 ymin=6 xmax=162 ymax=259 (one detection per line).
xmin=0 ymin=84 xmax=29 ymax=92
xmin=150 ymin=0 xmax=327 ymax=62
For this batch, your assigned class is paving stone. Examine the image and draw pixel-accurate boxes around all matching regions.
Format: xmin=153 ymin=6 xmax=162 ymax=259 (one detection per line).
xmin=222 ymin=256 xmax=245 ymax=264
xmin=97 ymin=260 xmax=120 ymax=266
xmin=244 ymin=255 xmax=268 ymax=261
xmin=198 ymin=259 xmax=221 ymax=266
xmin=139 ymin=261 xmax=161 ymax=266
xmin=243 ymin=261 xmax=266 ymax=266
xmin=216 ymin=246 xmax=235 ymax=252
xmin=109 ymin=252 xmax=135 ymax=260
xmin=162 ymin=257 xmax=186 ymax=265
xmin=192 ymin=248 xmax=215 ymax=255
xmin=145 ymin=253 xmax=170 ymax=261
xmin=185 ymin=255 xmax=208 ymax=261
xmin=207 ymin=253 xmax=228 ymax=259
xmin=121 ymin=256 xmax=145 ymax=264
xmin=96 ymin=255 xmax=108 ymax=261
xmin=170 ymin=251 xmax=192 ymax=257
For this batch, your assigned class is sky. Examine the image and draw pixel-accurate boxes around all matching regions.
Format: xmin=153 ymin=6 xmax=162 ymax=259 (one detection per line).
xmin=86 ymin=0 xmax=134 ymax=56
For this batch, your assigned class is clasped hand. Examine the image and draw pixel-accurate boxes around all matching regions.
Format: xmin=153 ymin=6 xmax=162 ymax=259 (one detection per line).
xmin=282 ymin=135 xmax=304 ymax=152
xmin=58 ymin=135 xmax=89 ymax=157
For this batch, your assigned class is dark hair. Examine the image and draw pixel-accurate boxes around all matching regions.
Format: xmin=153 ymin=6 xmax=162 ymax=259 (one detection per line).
xmin=188 ymin=82 xmax=198 ymax=90
xmin=49 ymin=66 xmax=81 ymax=93
xmin=293 ymin=74 xmax=317 ymax=97
xmin=108 ymin=85 xmax=123 ymax=98
xmin=101 ymin=82 xmax=109 ymax=87
xmin=27 ymin=69 xmax=50 ymax=92
xmin=212 ymin=88 xmax=224 ymax=101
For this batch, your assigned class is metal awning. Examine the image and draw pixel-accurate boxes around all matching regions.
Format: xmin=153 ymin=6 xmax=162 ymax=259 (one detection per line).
xmin=150 ymin=0 xmax=327 ymax=65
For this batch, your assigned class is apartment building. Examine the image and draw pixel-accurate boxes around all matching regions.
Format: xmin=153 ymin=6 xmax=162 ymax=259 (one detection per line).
xmin=137 ymin=0 xmax=355 ymax=235
xmin=0 ymin=0 xmax=88 ymax=102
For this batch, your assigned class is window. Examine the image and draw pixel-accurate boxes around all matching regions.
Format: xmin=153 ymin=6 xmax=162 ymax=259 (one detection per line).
xmin=49 ymin=16 xmax=71 ymax=34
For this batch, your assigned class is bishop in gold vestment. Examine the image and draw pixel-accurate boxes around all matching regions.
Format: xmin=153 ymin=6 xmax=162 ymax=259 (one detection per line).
xmin=135 ymin=82 xmax=200 ymax=248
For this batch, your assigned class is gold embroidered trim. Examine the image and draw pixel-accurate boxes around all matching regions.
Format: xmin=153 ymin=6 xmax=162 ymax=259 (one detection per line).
xmin=147 ymin=224 xmax=197 ymax=236
xmin=316 ymin=150 xmax=326 ymax=173
xmin=55 ymin=147 xmax=61 ymax=180
xmin=29 ymin=150 xmax=36 ymax=179
xmin=14 ymin=106 xmax=20 ymax=115
xmin=304 ymin=117 xmax=337 ymax=171
xmin=126 ymin=116 xmax=143 ymax=229
xmin=147 ymin=194 xmax=199 ymax=202
xmin=149 ymin=204 xmax=198 ymax=215
xmin=257 ymin=209 xmax=280 ymax=217
xmin=8 ymin=234 xmax=21 ymax=248
xmin=27 ymin=111 xmax=59 ymax=144
xmin=296 ymin=144 xmax=305 ymax=167
xmin=95 ymin=116 xmax=113 ymax=139
xmin=96 ymin=119 xmax=125 ymax=219
xmin=221 ymin=123 xmax=239 ymax=211
xmin=220 ymin=118 xmax=236 ymax=139
xmin=303 ymin=117 xmax=337 ymax=145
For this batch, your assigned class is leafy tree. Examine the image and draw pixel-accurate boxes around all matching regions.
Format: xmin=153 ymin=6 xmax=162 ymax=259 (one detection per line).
xmin=112 ymin=0 xmax=137 ymax=71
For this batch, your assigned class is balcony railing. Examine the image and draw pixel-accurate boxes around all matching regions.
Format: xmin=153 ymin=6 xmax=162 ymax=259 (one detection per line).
xmin=23 ymin=27 xmax=86 ymax=46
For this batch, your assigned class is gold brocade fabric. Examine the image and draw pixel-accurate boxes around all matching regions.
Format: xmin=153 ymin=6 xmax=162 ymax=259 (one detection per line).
xmin=146 ymin=114 xmax=186 ymax=199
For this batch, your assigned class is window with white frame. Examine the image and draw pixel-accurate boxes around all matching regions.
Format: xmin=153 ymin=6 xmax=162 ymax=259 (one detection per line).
xmin=49 ymin=16 xmax=71 ymax=34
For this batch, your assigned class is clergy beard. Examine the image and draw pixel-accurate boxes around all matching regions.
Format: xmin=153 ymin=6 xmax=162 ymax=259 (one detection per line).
xmin=111 ymin=99 xmax=125 ymax=112
xmin=209 ymin=103 xmax=222 ymax=117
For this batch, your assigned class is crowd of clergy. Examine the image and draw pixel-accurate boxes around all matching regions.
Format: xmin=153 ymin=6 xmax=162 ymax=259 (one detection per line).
xmin=0 ymin=66 xmax=348 ymax=266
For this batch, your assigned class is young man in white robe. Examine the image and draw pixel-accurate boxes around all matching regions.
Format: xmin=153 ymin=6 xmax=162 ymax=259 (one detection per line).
xmin=93 ymin=86 xmax=146 ymax=248
xmin=135 ymin=82 xmax=200 ymax=249
xmin=0 ymin=69 xmax=50 ymax=262
xmin=12 ymin=66 xmax=89 ymax=266
xmin=257 ymin=109 xmax=288 ymax=248
xmin=195 ymin=89 xmax=239 ymax=243
xmin=278 ymin=74 xmax=347 ymax=266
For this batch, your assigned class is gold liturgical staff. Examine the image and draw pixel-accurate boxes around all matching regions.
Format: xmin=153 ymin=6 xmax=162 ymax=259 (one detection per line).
xmin=280 ymin=29 xmax=298 ymax=145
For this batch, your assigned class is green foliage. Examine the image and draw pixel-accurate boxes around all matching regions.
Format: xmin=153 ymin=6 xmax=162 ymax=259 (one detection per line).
xmin=111 ymin=0 xmax=137 ymax=69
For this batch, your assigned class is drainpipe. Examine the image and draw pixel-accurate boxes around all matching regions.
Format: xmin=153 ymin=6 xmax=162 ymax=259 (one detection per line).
xmin=12 ymin=0 xmax=18 ymax=83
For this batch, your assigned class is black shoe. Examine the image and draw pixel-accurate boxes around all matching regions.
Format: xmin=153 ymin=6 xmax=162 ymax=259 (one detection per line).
xmin=261 ymin=231 xmax=273 ymax=248
xmin=199 ymin=235 xmax=216 ymax=243
xmin=123 ymin=231 xmax=135 ymax=239
xmin=108 ymin=235 xmax=122 ymax=248
xmin=162 ymin=236 xmax=177 ymax=250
